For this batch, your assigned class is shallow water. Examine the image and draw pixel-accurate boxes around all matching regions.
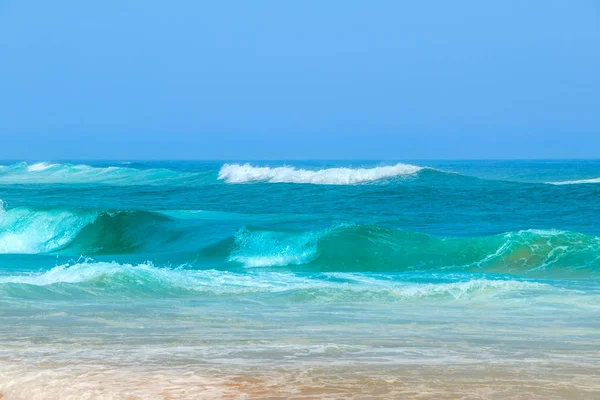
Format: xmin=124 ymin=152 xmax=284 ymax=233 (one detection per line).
xmin=1 ymin=160 xmax=599 ymax=399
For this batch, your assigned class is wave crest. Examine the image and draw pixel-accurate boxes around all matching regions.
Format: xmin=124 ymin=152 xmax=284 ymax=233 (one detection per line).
xmin=0 ymin=162 xmax=207 ymax=185
xmin=218 ymin=163 xmax=424 ymax=184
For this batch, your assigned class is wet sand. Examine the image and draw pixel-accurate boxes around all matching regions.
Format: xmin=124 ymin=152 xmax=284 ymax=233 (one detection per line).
xmin=1 ymin=359 xmax=600 ymax=399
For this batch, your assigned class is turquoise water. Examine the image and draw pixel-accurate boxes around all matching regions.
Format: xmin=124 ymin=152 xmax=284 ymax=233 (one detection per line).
xmin=1 ymin=160 xmax=600 ymax=399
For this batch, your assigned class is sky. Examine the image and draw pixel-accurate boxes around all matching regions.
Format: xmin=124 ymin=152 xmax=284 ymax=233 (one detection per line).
xmin=0 ymin=0 xmax=599 ymax=160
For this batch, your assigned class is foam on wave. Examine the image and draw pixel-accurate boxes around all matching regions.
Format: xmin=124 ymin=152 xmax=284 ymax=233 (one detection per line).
xmin=0 ymin=201 xmax=97 ymax=254
xmin=547 ymin=177 xmax=600 ymax=185
xmin=0 ymin=261 xmax=553 ymax=301
xmin=218 ymin=163 xmax=424 ymax=184
xmin=27 ymin=162 xmax=58 ymax=172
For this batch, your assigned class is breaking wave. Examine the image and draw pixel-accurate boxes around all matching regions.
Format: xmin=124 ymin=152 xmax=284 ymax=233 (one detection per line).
xmin=0 ymin=260 xmax=557 ymax=301
xmin=214 ymin=225 xmax=600 ymax=278
xmin=2 ymin=200 xmax=600 ymax=278
xmin=3 ymin=161 xmax=600 ymax=187
xmin=0 ymin=201 xmax=186 ymax=254
xmin=0 ymin=200 xmax=96 ymax=254
xmin=0 ymin=162 xmax=429 ymax=186
xmin=218 ymin=163 xmax=425 ymax=184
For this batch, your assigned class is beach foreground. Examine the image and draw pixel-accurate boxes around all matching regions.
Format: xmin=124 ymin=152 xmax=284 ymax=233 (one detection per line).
xmin=1 ymin=297 xmax=599 ymax=400
xmin=2 ymin=362 xmax=599 ymax=399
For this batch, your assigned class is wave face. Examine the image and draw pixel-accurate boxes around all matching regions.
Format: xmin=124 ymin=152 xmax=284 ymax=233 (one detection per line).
xmin=0 ymin=202 xmax=187 ymax=255
xmin=215 ymin=225 xmax=600 ymax=278
xmin=227 ymin=227 xmax=321 ymax=267
xmin=218 ymin=163 xmax=424 ymax=184
xmin=0 ymin=200 xmax=96 ymax=254
xmin=1 ymin=198 xmax=600 ymax=279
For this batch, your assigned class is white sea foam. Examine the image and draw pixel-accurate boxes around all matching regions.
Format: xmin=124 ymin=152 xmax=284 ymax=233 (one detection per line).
xmin=26 ymin=162 xmax=58 ymax=172
xmin=547 ymin=177 xmax=600 ymax=185
xmin=0 ymin=261 xmax=554 ymax=301
xmin=229 ymin=254 xmax=314 ymax=268
xmin=391 ymin=278 xmax=546 ymax=299
xmin=218 ymin=163 xmax=424 ymax=184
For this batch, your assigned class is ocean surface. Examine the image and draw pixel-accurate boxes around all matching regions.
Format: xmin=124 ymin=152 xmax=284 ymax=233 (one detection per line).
xmin=1 ymin=160 xmax=599 ymax=399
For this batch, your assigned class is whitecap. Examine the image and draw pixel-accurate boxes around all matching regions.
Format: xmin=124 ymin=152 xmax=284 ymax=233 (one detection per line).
xmin=547 ymin=177 xmax=600 ymax=185
xmin=27 ymin=162 xmax=58 ymax=172
xmin=218 ymin=163 xmax=424 ymax=184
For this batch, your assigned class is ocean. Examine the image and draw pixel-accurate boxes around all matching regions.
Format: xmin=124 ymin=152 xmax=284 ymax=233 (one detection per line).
xmin=0 ymin=160 xmax=599 ymax=399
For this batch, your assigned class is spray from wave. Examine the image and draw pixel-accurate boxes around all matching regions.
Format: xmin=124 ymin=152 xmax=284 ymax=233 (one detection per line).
xmin=218 ymin=163 xmax=424 ymax=184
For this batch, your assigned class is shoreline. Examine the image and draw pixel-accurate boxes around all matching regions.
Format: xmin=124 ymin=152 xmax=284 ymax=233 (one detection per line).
xmin=2 ymin=360 xmax=600 ymax=399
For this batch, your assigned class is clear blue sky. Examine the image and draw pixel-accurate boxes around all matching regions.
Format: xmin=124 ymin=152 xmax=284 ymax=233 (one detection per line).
xmin=1 ymin=1 xmax=599 ymax=159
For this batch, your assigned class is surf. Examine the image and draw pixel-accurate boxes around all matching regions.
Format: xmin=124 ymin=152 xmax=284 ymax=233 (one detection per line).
xmin=0 ymin=260 xmax=559 ymax=302
xmin=218 ymin=163 xmax=425 ymax=184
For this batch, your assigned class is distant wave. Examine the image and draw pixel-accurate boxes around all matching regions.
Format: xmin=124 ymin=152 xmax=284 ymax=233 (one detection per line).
xmin=3 ymin=161 xmax=600 ymax=187
xmin=27 ymin=162 xmax=58 ymax=172
xmin=547 ymin=177 xmax=600 ymax=185
xmin=0 ymin=161 xmax=427 ymax=186
xmin=0 ymin=260 xmax=554 ymax=301
xmin=218 ymin=163 xmax=424 ymax=184
xmin=0 ymin=162 xmax=208 ymax=185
